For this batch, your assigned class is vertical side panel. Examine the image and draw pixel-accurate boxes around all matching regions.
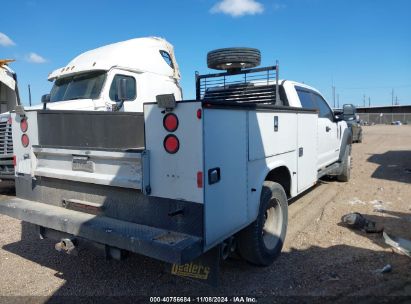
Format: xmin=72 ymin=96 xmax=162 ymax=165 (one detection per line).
xmin=12 ymin=111 xmax=38 ymax=175
xmin=204 ymin=109 xmax=248 ymax=248
xmin=297 ymin=113 xmax=318 ymax=193
xmin=144 ymin=102 xmax=203 ymax=203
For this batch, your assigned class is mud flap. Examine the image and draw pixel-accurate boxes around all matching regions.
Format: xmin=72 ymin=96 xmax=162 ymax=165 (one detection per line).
xmin=168 ymin=246 xmax=220 ymax=287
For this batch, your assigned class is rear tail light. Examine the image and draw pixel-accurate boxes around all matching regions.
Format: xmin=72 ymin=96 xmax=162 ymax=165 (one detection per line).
xmin=20 ymin=118 xmax=28 ymax=132
xmin=12 ymin=155 xmax=16 ymax=167
xmin=196 ymin=109 xmax=202 ymax=119
xmin=163 ymin=113 xmax=179 ymax=132
xmin=7 ymin=117 xmax=12 ymax=125
xmin=21 ymin=134 xmax=30 ymax=147
xmin=197 ymin=171 xmax=203 ymax=188
xmin=163 ymin=134 xmax=179 ymax=154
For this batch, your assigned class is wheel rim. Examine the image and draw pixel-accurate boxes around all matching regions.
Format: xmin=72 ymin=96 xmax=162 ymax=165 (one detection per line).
xmin=262 ymin=199 xmax=282 ymax=250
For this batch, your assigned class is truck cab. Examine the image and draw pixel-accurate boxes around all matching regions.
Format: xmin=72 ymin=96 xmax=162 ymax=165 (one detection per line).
xmin=286 ymin=82 xmax=347 ymax=170
xmin=43 ymin=37 xmax=182 ymax=112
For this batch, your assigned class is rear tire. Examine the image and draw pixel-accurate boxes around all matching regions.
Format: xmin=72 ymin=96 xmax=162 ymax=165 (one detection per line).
xmin=207 ymin=48 xmax=261 ymax=71
xmin=237 ymin=181 xmax=288 ymax=266
xmin=337 ymin=145 xmax=351 ymax=182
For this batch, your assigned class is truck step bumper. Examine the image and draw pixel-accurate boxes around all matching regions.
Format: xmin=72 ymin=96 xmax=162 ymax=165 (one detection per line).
xmin=0 ymin=198 xmax=203 ymax=264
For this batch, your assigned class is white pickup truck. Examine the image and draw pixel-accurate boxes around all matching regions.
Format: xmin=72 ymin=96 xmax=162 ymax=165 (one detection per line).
xmin=0 ymin=48 xmax=352 ymax=270
xmin=0 ymin=37 xmax=182 ymax=181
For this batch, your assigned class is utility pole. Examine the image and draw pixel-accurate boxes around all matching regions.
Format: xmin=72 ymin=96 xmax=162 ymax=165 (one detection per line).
xmin=337 ymin=94 xmax=340 ymax=108
xmin=368 ymin=96 xmax=371 ymax=108
xmin=395 ymin=96 xmax=398 ymax=105
xmin=391 ymin=89 xmax=394 ymax=106
xmin=363 ymin=95 xmax=366 ymax=107
xmin=332 ymin=85 xmax=336 ymax=108
xmin=28 ymin=84 xmax=32 ymax=107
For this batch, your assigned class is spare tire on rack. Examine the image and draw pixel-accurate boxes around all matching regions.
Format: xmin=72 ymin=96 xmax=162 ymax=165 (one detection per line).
xmin=207 ymin=47 xmax=261 ymax=71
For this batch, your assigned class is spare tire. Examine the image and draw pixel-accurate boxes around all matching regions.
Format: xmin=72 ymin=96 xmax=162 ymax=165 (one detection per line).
xmin=207 ymin=47 xmax=261 ymax=70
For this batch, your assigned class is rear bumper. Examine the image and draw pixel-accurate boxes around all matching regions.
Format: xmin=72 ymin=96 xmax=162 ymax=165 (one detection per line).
xmin=0 ymin=198 xmax=203 ymax=264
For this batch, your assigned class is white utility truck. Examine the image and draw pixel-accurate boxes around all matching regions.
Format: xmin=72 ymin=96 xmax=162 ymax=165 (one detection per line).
xmin=0 ymin=37 xmax=182 ymax=181
xmin=0 ymin=60 xmax=20 ymax=180
xmin=0 ymin=48 xmax=352 ymax=271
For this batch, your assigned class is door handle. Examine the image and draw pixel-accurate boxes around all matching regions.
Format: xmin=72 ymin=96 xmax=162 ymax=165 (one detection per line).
xmin=208 ymin=167 xmax=221 ymax=185
xmin=326 ymin=126 xmax=331 ymax=132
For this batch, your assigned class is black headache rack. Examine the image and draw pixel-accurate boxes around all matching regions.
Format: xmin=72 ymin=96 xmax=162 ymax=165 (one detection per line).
xmin=195 ymin=63 xmax=281 ymax=105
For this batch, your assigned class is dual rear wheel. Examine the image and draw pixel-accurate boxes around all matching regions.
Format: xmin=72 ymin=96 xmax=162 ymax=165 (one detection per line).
xmin=237 ymin=181 xmax=288 ymax=266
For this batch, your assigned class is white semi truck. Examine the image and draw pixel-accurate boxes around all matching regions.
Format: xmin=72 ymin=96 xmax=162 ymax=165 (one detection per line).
xmin=0 ymin=37 xmax=182 ymax=181
xmin=0 ymin=60 xmax=20 ymax=181
xmin=0 ymin=48 xmax=352 ymax=272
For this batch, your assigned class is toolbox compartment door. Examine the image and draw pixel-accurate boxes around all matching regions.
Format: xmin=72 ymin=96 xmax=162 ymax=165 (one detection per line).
xmin=203 ymin=109 xmax=248 ymax=248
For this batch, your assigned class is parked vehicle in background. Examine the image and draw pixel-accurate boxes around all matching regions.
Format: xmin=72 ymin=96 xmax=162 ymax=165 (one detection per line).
xmin=0 ymin=48 xmax=352 ymax=274
xmin=43 ymin=36 xmax=182 ymax=112
xmin=0 ymin=37 xmax=183 ymax=182
xmin=0 ymin=60 xmax=20 ymax=181
xmin=342 ymin=104 xmax=363 ymax=143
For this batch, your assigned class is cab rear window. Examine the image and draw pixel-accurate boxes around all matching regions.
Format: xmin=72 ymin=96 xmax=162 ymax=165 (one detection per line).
xmin=296 ymin=87 xmax=316 ymax=109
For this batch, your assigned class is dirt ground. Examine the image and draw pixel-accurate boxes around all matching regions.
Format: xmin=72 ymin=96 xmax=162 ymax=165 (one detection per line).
xmin=0 ymin=125 xmax=410 ymax=300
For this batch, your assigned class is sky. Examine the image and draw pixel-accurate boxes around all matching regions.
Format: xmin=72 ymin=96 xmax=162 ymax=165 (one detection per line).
xmin=1 ymin=0 xmax=410 ymax=108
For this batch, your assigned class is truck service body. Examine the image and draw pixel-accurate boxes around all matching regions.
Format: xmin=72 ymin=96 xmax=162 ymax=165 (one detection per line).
xmin=0 ymin=59 xmax=352 ymax=267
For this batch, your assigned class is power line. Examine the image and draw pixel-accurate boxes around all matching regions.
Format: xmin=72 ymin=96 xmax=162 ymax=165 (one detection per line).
xmin=338 ymin=84 xmax=411 ymax=90
xmin=392 ymin=88 xmax=394 ymax=106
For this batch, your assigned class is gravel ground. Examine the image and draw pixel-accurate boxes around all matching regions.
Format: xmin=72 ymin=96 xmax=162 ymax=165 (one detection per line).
xmin=0 ymin=125 xmax=410 ymax=300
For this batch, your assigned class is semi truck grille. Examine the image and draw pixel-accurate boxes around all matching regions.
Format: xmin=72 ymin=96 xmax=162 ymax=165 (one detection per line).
xmin=0 ymin=121 xmax=13 ymax=155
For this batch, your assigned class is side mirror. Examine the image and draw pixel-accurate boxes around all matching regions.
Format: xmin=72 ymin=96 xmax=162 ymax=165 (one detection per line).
xmin=41 ymin=94 xmax=50 ymax=110
xmin=41 ymin=94 xmax=50 ymax=103
xmin=117 ymin=78 xmax=127 ymax=102
xmin=114 ymin=78 xmax=127 ymax=111
xmin=343 ymin=104 xmax=356 ymax=116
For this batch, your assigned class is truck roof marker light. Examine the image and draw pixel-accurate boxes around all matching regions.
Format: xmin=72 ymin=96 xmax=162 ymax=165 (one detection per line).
xmin=21 ymin=134 xmax=30 ymax=147
xmin=197 ymin=171 xmax=203 ymax=188
xmin=20 ymin=118 xmax=28 ymax=132
xmin=163 ymin=113 xmax=178 ymax=132
xmin=163 ymin=134 xmax=179 ymax=154
xmin=196 ymin=109 xmax=202 ymax=119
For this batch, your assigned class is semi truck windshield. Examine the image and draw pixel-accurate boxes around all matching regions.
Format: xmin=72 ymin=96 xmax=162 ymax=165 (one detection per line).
xmin=50 ymin=71 xmax=107 ymax=102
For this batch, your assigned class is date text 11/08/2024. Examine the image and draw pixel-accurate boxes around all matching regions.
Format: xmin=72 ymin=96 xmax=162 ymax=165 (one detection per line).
xmin=149 ymin=297 xmax=257 ymax=303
